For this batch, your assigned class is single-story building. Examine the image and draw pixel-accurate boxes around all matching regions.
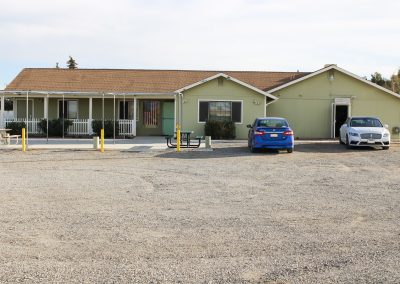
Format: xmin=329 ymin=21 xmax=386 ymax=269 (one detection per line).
xmin=1 ymin=64 xmax=400 ymax=139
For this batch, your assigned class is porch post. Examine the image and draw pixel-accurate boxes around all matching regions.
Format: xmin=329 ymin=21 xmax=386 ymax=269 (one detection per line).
xmin=113 ymin=94 xmax=115 ymax=143
xmin=26 ymin=91 xmax=29 ymax=146
xmin=88 ymin=97 xmax=93 ymax=135
xmin=62 ymin=94 xmax=65 ymax=139
xmin=133 ymin=97 xmax=137 ymax=136
xmin=44 ymin=95 xmax=48 ymax=119
xmin=0 ymin=95 xmax=4 ymax=128
xmin=44 ymin=95 xmax=49 ymax=143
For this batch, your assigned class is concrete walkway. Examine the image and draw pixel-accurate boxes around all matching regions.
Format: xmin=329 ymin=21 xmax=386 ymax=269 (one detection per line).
xmin=0 ymin=136 xmax=209 ymax=152
xmin=2 ymin=137 xmax=397 ymax=152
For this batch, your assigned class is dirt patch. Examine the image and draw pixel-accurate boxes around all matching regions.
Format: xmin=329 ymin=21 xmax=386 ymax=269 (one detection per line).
xmin=0 ymin=142 xmax=399 ymax=283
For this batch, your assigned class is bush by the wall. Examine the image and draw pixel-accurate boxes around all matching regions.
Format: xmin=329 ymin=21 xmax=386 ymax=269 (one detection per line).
xmin=39 ymin=119 xmax=72 ymax=136
xmin=6 ymin=122 xmax=26 ymax=135
xmin=222 ymin=120 xmax=236 ymax=139
xmin=91 ymin=120 xmax=119 ymax=138
xmin=204 ymin=120 xmax=236 ymax=139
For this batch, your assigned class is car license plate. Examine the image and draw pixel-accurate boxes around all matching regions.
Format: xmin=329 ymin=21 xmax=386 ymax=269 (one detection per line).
xmin=367 ymin=140 xmax=375 ymax=144
xmin=270 ymin=133 xmax=278 ymax=138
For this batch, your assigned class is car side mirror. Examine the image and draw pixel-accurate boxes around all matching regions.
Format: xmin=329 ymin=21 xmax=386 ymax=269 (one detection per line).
xmin=247 ymin=124 xmax=252 ymax=128
xmin=384 ymin=124 xmax=389 ymax=129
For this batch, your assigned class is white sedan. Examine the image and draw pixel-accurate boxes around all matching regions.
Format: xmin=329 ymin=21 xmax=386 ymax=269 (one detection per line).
xmin=339 ymin=117 xmax=390 ymax=150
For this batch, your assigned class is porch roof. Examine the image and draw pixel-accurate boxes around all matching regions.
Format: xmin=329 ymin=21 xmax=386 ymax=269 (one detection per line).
xmin=5 ymin=68 xmax=310 ymax=94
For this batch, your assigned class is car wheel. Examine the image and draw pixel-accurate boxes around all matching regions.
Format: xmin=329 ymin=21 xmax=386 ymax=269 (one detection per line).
xmin=339 ymin=135 xmax=345 ymax=145
xmin=382 ymin=146 xmax=390 ymax=150
xmin=287 ymin=148 xmax=293 ymax=153
xmin=250 ymin=144 xmax=257 ymax=153
xmin=346 ymin=135 xmax=352 ymax=149
xmin=247 ymin=139 xmax=251 ymax=148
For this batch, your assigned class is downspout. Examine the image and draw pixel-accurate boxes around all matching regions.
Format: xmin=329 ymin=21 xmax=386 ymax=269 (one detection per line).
xmin=174 ymin=93 xmax=177 ymax=132
xmin=179 ymin=92 xmax=183 ymax=127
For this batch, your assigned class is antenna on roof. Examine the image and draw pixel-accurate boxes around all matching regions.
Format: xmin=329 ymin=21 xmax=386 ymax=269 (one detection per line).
xmin=56 ymin=62 xmax=59 ymax=69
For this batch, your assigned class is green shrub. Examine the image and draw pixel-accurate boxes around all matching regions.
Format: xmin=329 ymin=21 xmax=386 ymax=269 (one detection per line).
xmin=91 ymin=120 xmax=119 ymax=138
xmin=204 ymin=120 xmax=236 ymax=139
xmin=6 ymin=121 xmax=26 ymax=135
xmin=204 ymin=120 xmax=222 ymax=139
xmin=39 ymin=119 xmax=72 ymax=136
xmin=222 ymin=120 xmax=236 ymax=139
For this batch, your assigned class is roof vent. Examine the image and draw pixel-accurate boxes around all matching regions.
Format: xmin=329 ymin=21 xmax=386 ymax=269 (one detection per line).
xmin=324 ymin=64 xmax=337 ymax=68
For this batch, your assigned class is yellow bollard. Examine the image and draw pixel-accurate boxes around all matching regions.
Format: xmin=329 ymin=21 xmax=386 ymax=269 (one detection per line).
xmin=100 ymin=128 xmax=104 ymax=153
xmin=22 ymin=128 xmax=26 ymax=152
xmin=176 ymin=124 xmax=181 ymax=152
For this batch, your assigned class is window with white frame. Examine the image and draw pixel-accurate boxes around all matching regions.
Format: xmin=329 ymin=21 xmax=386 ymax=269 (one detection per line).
xmin=199 ymin=101 xmax=242 ymax=123
xmin=58 ymin=100 xmax=78 ymax=119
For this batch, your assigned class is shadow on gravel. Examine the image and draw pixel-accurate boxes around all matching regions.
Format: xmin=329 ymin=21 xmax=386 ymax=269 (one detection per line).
xmin=155 ymin=147 xmax=255 ymax=159
xmin=294 ymin=143 xmax=385 ymax=153
xmin=155 ymin=143 xmax=386 ymax=159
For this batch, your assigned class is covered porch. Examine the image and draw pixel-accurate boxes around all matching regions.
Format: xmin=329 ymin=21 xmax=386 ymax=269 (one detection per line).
xmin=0 ymin=91 xmax=178 ymax=137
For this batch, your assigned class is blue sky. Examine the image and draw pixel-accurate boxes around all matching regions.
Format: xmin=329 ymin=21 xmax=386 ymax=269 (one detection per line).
xmin=1 ymin=0 xmax=399 ymax=89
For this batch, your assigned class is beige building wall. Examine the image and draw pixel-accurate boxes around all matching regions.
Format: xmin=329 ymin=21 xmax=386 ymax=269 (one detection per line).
xmin=181 ymin=77 xmax=266 ymax=139
xmin=268 ymin=70 xmax=400 ymax=139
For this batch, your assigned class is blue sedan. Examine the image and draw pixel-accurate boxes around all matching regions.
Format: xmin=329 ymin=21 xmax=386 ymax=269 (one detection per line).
xmin=247 ymin=117 xmax=294 ymax=153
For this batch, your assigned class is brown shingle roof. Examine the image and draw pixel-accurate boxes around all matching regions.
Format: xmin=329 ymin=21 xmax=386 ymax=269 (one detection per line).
xmin=5 ymin=68 xmax=310 ymax=93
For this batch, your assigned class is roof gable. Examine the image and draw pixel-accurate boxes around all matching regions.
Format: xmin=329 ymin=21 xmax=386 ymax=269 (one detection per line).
xmin=268 ymin=65 xmax=400 ymax=99
xmin=175 ymin=73 xmax=278 ymax=100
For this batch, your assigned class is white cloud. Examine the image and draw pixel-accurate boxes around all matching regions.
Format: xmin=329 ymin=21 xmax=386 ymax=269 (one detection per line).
xmin=0 ymin=0 xmax=399 ymax=88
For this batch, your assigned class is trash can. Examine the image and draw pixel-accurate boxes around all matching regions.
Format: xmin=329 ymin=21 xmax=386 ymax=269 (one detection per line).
xmin=93 ymin=136 xmax=99 ymax=149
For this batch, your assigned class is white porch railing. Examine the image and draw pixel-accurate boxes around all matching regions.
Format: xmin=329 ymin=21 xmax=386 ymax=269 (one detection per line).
xmin=119 ymin=119 xmax=136 ymax=136
xmin=4 ymin=118 xmax=136 ymax=136
xmin=68 ymin=119 xmax=89 ymax=135
xmin=5 ymin=118 xmax=42 ymax=134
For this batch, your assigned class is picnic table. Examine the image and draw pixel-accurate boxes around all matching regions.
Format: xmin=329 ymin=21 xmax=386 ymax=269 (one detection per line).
xmin=0 ymin=129 xmax=21 ymax=145
xmin=165 ymin=131 xmax=203 ymax=148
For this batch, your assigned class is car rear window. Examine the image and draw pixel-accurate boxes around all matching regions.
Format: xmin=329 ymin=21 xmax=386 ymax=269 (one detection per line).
xmin=257 ymin=119 xmax=288 ymax=128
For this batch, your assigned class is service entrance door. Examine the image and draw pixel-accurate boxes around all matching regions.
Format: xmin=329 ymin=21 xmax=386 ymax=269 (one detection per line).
xmin=162 ymin=102 xmax=174 ymax=136
xmin=334 ymin=105 xmax=348 ymax=137
xmin=331 ymin=98 xmax=351 ymax=138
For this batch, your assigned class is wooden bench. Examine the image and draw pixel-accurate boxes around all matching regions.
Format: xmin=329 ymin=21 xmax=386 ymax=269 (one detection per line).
xmin=0 ymin=134 xmax=21 ymax=145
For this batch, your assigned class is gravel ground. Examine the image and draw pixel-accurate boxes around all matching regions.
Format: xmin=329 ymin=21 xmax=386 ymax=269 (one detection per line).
xmin=0 ymin=142 xmax=399 ymax=283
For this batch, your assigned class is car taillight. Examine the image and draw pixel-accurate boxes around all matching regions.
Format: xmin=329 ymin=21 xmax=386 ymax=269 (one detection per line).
xmin=254 ymin=131 xmax=265 ymax=135
xmin=283 ymin=130 xmax=293 ymax=136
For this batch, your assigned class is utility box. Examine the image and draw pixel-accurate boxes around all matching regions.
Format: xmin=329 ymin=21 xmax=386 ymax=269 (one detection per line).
xmin=205 ymin=136 xmax=212 ymax=149
xmin=93 ymin=136 xmax=99 ymax=149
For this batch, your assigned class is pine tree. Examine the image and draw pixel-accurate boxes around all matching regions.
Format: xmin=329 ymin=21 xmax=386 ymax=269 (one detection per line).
xmin=67 ymin=56 xmax=78 ymax=69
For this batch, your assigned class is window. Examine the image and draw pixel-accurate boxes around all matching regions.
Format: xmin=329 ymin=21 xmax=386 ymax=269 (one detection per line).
xmin=350 ymin=117 xmax=382 ymax=127
xmin=199 ymin=101 xmax=242 ymax=123
xmin=4 ymin=99 xmax=13 ymax=111
xmin=58 ymin=100 xmax=78 ymax=119
xmin=257 ymin=118 xmax=288 ymax=128
xmin=119 ymin=101 xmax=138 ymax=120
xmin=143 ymin=101 xmax=160 ymax=128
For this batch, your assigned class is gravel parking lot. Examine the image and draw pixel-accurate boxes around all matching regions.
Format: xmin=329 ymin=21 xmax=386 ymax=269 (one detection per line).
xmin=0 ymin=142 xmax=399 ymax=283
